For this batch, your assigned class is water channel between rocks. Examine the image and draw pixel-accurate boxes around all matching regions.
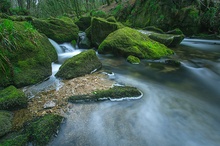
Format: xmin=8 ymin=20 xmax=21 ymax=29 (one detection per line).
xmin=26 ymin=38 xmax=220 ymax=146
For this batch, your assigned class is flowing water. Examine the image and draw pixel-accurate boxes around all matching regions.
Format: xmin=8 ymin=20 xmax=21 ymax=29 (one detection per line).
xmin=32 ymin=38 xmax=220 ymax=146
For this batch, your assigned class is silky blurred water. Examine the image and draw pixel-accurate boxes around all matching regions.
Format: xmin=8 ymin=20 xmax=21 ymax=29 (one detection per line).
xmin=48 ymin=39 xmax=220 ymax=146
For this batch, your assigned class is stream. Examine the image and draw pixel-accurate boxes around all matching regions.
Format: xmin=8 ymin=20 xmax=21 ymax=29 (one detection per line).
xmin=27 ymin=38 xmax=220 ymax=146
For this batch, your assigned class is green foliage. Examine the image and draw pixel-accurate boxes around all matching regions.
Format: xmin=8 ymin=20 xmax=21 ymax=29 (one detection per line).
xmin=111 ymin=4 xmax=122 ymax=16
xmin=90 ymin=10 xmax=107 ymax=18
xmin=9 ymin=8 xmax=29 ymax=16
xmin=201 ymin=7 xmax=219 ymax=33
xmin=0 ymin=19 xmax=17 ymax=78
xmin=0 ymin=0 xmax=11 ymax=13
xmin=0 ymin=19 xmax=17 ymax=51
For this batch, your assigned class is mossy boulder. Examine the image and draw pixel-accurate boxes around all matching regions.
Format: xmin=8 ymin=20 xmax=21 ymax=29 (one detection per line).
xmin=25 ymin=114 xmax=63 ymax=146
xmin=75 ymin=16 xmax=91 ymax=31
xmin=69 ymin=86 xmax=142 ymax=102
xmin=0 ymin=19 xmax=57 ymax=88
xmin=90 ymin=17 xmax=124 ymax=46
xmin=0 ymin=86 xmax=28 ymax=110
xmin=0 ymin=114 xmax=63 ymax=146
xmin=0 ymin=133 xmax=29 ymax=146
xmin=139 ymin=28 xmax=184 ymax=47
xmin=0 ymin=111 xmax=13 ymax=137
xmin=55 ymin=49 xmax=102 ymax=79
xmin=31 ymin=17 xmax=79 ymax=43
xmin=127 ymin=55 xmax=140 ymax=64
xmin=148 ymin=32 xmax=184 ymax=47
xmin=98 ymin=27 xmax=174 ymax=59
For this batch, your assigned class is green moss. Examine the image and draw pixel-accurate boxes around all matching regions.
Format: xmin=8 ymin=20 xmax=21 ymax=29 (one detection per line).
xmin=90 ymin=10 xmax=107 ymax=18
xmin=0 ymin=86 xmax=27 ymax=110
xmin=31 ymin=17 xmax=79 ymax=43
xmin=0 ymin=111 xmax=13 ymax=137
xmin=75 ymin=16 xmax=91 ymax=31
xmin=0 ymin=133 xmax=29 ymax=146
xmin=71 ymin=40 xmax=77 ymax=46
xmin=55 ymin=49 xmax=102 ymax=79
xmin=106 ymin=16 xmax=117 ymax=22
xmin=0 ymin=114 xmax=63 ymax=146
xmin=127 ymin=55 xmax=140 ymax=64
xmin=148 ymin=33 xmax=174 ymax=46
xmin=90 ymin=17 xmax=124 ymax=46
xmin=0 ymin=20 xmax=57 ymax=88
xmin=25 ymin=114 xmax=63 ymax=146
xmin=69 ymin=86 xmax=142 ymax=102
xmin=98 ymin=27 xmax=173 ymax=59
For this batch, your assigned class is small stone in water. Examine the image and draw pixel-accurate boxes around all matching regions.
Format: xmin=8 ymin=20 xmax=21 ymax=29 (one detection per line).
xmin=43 ymin=101 xmax=56 ymax=109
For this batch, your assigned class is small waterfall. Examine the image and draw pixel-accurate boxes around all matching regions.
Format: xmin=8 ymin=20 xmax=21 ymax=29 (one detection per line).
xmin=49 ymin=39 xmax=84 ymax=64
xmin=48 ymin=38 xmax=63 ymax=54
xmin=23 ymin=39 xmax=84 ymax=98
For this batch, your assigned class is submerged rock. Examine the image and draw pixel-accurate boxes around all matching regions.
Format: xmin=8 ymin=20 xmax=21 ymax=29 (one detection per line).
xmin=90 ymin=17 xmax=124 ymax=46
xmin=55 ymin=49 xmax=102 ymax=79
xmin=98 ymin=27 xmax=174 ymax=59
xmin=0 ymin=19 xmax=57 ymax=88
xmin=0 ymin=111 xmax=13 ymax=137
xmin=31 ymin=17 xmax=79 ymax=43
xmin=68 ymin=86 xmax=142 ymax=103
xmin=0 ymin=86 xmax=28 ymax=110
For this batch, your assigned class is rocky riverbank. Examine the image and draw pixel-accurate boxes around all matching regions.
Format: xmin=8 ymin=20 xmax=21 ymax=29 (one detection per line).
xmin=27 ymin=71 xmax=115 ymax=117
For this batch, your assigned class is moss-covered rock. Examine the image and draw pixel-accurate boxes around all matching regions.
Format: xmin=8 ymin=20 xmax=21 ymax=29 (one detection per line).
xmin=75 ymin=16 xmax=91 ymax=31
xmin=0 ymin=133 xmax=29 ymax=146
xmin=90 ymin=17 xmax=124 ymax=46
xmin=31 ymin=17 xmax=79 ymax=43
xmin=69 ymin=86 xmax=142 ymax=102
xmin=78 ymin=32 xmax=91 ymax=49
xmin=106 ymin=16 xmax=117 ymax=22
xmin=114 ymin=0 xmax=207 ymax=36
xmin=0 ymin=114 xmax=63 ymax=146
xmin=139 ymin=29 xmax=184 ymax=47
xmin=98 ymin=27 xmax=174 ymax=59
xmin=144 ymin=26 xmax=165 ymax=34
xmin=127 ymin=55 xmax=140 ymax=64
xmin=0 ymin=111 xmax=13 ymax=137
xmin=0 ymin=19 xmax=57 ymax=88
xmin=25 ymin=114 xmax=63 ymax=146
xmin=0 ymin=86 xmax=28 ymax=110
xmin=55 ymin=49 xmax=102 ymax=79
xmin=164 ymin=59 xmax=181 ymax=67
